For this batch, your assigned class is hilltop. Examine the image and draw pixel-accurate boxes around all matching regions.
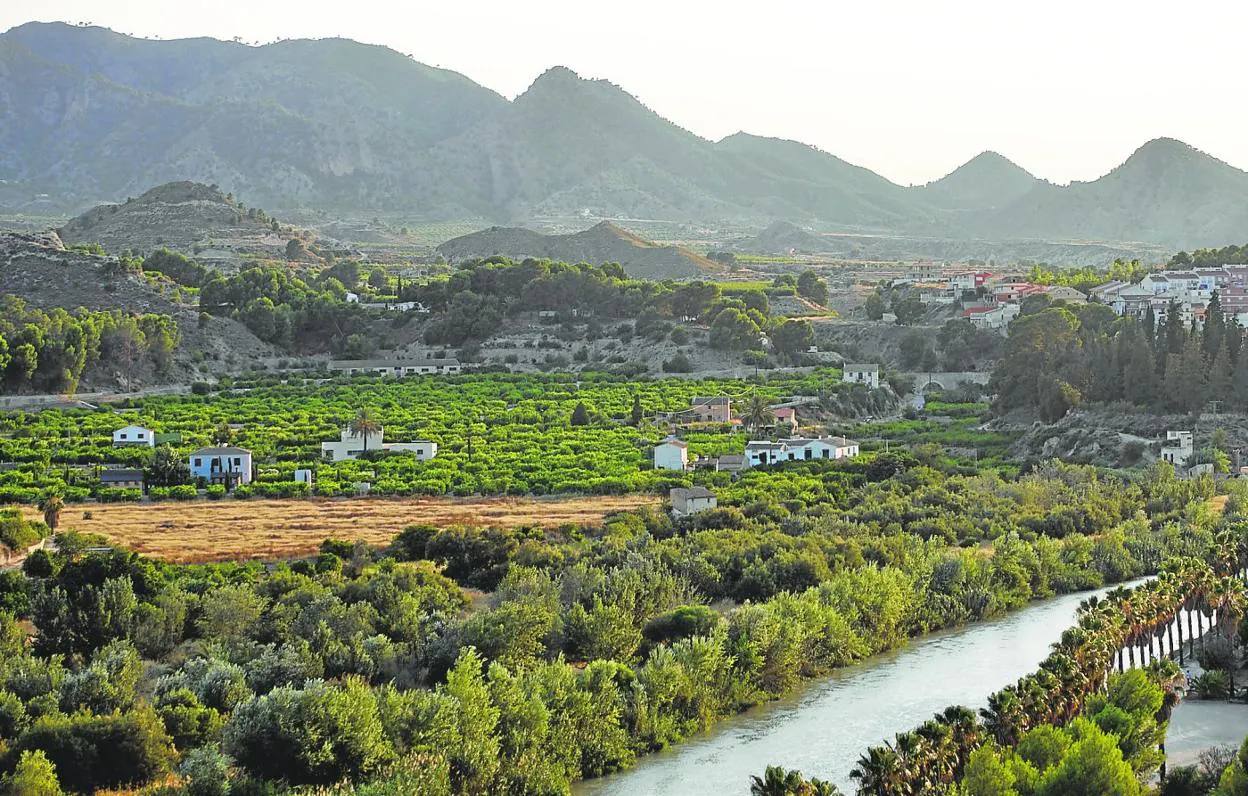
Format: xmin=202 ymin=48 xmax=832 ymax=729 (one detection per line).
xmin=3 ymin=24 xmax=1248 ymax=248
xmin=56 ymin=181 xmax=339 ymax=267
xmin=436 ymin=221 xmax=724 ymax=280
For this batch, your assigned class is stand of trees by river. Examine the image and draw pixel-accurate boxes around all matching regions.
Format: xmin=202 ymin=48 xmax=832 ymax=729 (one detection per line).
xmin=0 ymin=453 xmax=1235 ymax=794
xmin=991 ymin=293 xmax=1248 ymax=421
xmin=829 ymin=524 xmax=1248 ymax=796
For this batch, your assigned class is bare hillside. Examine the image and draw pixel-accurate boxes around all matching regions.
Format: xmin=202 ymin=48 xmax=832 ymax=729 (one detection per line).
xmin=437 ymin=221 xmax=724 ymax=280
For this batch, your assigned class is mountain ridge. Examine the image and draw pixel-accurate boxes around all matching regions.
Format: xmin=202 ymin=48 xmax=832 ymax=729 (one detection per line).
xmin=3 ymin=23 xmax=1248 ymax=249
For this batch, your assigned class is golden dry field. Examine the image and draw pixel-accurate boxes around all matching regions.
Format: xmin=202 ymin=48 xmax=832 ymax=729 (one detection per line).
xmin=17 ymin=495 xmax=658 ymax=563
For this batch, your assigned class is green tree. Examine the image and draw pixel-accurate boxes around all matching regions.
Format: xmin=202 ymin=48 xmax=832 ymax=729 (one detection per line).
xmin=570 ymin=402 xmax=590 ymax=426
xmin=37 ymin=494 xmax=63 ymax=533
xmin=1036 ymin=720 xmax=1142 ymax=796
xmin=441 ymin=648 xmax=501 ymax=793
xmin=962 ymin=744 xmax=1018 ymax=796
xmin=349 ymin=408 xmax=382 ymax=453
xmin=772 ymin=319 xmax=814 ymax=359
xmin=2 ymin=750 xmax=62 ymax=796
xmin=796 ymin=271 xmax=829 ymax=305
xmin=864 ymin=291 xmax=886 ymax=321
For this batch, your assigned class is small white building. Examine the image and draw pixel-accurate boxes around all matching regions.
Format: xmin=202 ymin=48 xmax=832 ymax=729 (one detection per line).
xmin=294 ymin=469 xmax=315 ymax=485
xmin=1161 ymin=431 xmax=1194 ymax=468
xmin=744 ymin=436 xmax=860 ymax=467
xmin=653 ymin=436 xmax=689 ymax=471
xmin=112 ymin=424 xmax=155 ymax=447
xmin=321 ymin=427 xmax=438 ymax=462
xmin=843 ymin=364 xmax=880 ymax=389
xmin=189 ymin=446 xmax=253 ymax=487
xmin=328 ymin=358 xmax=462 ymax=377
xmin=670 ymin=486 xmax=717 ymax=518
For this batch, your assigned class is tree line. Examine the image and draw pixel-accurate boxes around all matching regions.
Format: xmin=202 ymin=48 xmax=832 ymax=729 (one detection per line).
xmin=992 ymin=294 xmax=1248 ymax=421
xmin=0 ymin=296 xmax=179 ymax=395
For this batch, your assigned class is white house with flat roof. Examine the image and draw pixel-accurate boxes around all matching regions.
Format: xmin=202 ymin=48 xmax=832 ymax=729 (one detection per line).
xmin=1161 ymin=431 xmax=1194 ymax=468
xmin=321 ymin=427 xmax=437 ymax=462
xmin=189 ymin=446 xmax=253 ymax=487
xmin=328 ymin=358 xmax=462 ymax=377
xmin=843 ymin=364 xmax=880 ymax=389
xmin=653 ymin=436 xmax=689 ymax=470
xmin=744 ymin=436 xmax=860 ymax=467
xmin=112 ymin=424 xmax=155 ymax=447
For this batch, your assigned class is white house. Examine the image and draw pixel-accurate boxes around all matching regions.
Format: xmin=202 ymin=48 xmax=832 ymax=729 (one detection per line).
xmin=189 ymin=446 xmax=253 ymax=487
xmin=843 ymin=364 xmax=880 ymax=389
xmin=112 ymin=424 xmax=155 ymax=447
xmin=967 ymin=303 xmax=1020 ymax=331
xmin=321 ymin=427 xmax=438 ymax=462
xmin=294 ymin=469 xmax=315 ymax=485
xmin=744 ymin=436 xmax=860 ymax=467
xmin=1161 ymin=431 xmax=1194 ymax=468
xmin=669 ymin=486 xmax=717 ymax=517
xmin=329 ymin=358 xmax=462 ymax=377
xmin=653 ymin=436 xmax=689 ymax=471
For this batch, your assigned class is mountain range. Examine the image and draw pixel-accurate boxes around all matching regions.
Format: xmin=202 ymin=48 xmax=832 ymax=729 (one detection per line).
xmin=3 ymin=22 xmax=1248 ymax=249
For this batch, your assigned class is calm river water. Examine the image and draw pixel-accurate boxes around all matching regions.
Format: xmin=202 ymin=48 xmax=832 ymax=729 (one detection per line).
xmin=577 ymin=579 xmax=1149 ymax=796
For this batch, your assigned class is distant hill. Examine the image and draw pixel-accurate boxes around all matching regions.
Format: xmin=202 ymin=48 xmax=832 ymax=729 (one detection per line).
xmin=56 ymin=181 xmax=334 ymax=266
xmin=736 ymin=221 xmax=840 ymax=255
xmin=437 ymin=221 xmax=723 ymax=280
xmin=980 ymin=139 xmax=1248 ymax=246
xmin=4 ymin=23 xmax=1248 ymax=249
xmin=916 ymin=151 xmax=1040 ymax=211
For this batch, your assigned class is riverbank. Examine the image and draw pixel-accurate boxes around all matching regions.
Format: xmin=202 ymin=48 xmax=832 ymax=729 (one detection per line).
xmin=576 ymin=578 xmax=1149 ymax=795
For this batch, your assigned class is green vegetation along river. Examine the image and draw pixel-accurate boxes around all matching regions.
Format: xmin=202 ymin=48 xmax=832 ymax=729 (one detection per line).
xmin=576 ymin=578 xmax=1150 ymax=795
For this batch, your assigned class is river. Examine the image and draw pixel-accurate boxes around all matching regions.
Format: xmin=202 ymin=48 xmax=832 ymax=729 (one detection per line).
xmin=577 ymin=579 xmax=1147 ymax=796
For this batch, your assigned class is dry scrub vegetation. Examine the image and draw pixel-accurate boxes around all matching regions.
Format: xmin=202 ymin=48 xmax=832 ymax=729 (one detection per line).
xmin=19 ymin=495 xmax=658 ymax=563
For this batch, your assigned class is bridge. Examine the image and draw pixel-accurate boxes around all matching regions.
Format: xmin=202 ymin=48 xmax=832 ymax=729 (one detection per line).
xmin=899 ymin=371 xmax=993 ymax=393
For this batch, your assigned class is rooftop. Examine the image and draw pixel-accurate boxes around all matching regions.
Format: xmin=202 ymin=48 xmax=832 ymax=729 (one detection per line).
xmin=190 ymin=446 xmax=251 ymax=456
xmin=329 ymin=358 xmax=461 ymax=369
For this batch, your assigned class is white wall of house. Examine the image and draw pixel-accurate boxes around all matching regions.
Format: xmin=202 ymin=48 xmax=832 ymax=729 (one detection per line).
xmin=385 ymin=441 xmax=438 ymax=459
xmin=189 ymin=450 xmax=253 ymax=485
xmin=653 ymin=441 xmax=688 ymax=470
xmin=322 ymin=428 xmax=386 ymax=461
xmin=113 ymin=425 xmax=155 ymax=447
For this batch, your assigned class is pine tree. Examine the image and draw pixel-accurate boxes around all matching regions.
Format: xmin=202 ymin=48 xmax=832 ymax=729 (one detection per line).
xmin=1204 ymin=291 xmax=1225 ymax=360
xmin=1123 ymin=337 xmax=1157 ymax=407
xmin=1233 ymin=352 xmax=1248 ymax=412
xmin=1229 ymin=318 xmax=1244 ymax=365
xmin=1142 ymin=305 xmax=1156 ymax=349
xmin=1209 ymin=341 xmax=1233 ymax=406
xmin=1164 ymin=300 xmax=1185 ymax=354
xmin=1175 ymin=335 xmax=1208 ymax=412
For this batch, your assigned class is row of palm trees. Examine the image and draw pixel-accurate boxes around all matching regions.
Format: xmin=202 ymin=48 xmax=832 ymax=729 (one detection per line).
xmin=849 ymin=555 xmax=1247 ymax=795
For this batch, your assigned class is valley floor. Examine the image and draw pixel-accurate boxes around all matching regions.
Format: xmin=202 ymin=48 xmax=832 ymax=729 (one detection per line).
xmin=18 ymin=494 xmax=658 ymax=563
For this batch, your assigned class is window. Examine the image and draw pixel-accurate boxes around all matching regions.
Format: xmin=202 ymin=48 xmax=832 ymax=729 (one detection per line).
xmin=119 ymin=433 xmax=127 ymax=439
xmin=233 ymin=458 xmax=242 ymax=466
xmin=193 ymin=458 xmax=202 ymax=467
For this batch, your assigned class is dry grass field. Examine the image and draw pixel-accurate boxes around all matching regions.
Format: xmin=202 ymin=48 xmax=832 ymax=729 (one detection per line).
xmin=18 ymin=495 xmax=659 ymax=564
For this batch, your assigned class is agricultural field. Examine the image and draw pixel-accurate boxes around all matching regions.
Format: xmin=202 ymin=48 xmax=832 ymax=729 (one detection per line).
xmin=18 ymin=494 xmax=657 ymax=563
xmin=0 ymin=370 xmax=863 ymax=503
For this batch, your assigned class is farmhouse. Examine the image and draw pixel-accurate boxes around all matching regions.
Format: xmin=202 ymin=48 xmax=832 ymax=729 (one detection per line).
xmin=189 ymin=446 xmax=253 ymax=487
xmin=328 ymin=358 xmax=462 ymax=377
xmin=770 ymin=406 xmax=797 ymax=428
xmin=843 ymin=364 xmax=880 ymax=389
xmin=744 ymin=436 xmax=860 ymax=467
xmin=653 ymin=436 xmax=689 ymax=471
xmin=321 ymin=427 xmax=438 ymax=462
xmin=689 ymin=396 xmax=732 ymax=423
xmin=99 ymin=468 xmax=145 ymax=490
xmin=1160 ymin=430 xmax=1194 ymax=468
xmin=713 ymin=453 xmax=747 ymax=473
xmin=669 ymin=486 xmax=717 ymax=518
xmin=112 ymin=424 xmax=155 ymax=447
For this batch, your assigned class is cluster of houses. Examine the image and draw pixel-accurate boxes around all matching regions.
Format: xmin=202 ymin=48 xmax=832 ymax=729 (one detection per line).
xmin=654 ymin=433 xmax=860 ymax=473
xmin=100 ymin=423 xmax=439 ymax=495
xmin=896 ymin=268 xmax=1087 ymax=332
xmin=1090 ymin=266 xmax=1248 ymax=329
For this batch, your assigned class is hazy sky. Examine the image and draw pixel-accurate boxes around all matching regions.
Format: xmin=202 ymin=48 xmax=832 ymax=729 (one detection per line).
xmin=4 ymin=0 xmax=1247 ymax=186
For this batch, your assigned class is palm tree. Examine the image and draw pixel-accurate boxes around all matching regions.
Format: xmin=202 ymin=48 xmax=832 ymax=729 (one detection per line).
xmin=38 ymin=493 xmax=64 ymax=532
xmin=744 ymin=393 xmax=772 ymax=432
xmin=348 ymin=409 xmax=382 ymax=453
